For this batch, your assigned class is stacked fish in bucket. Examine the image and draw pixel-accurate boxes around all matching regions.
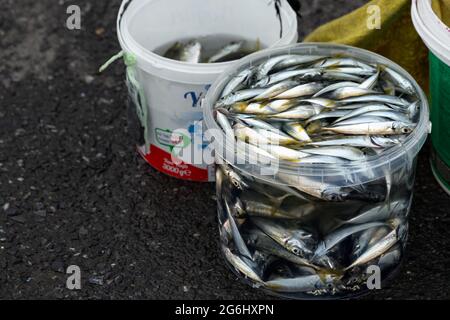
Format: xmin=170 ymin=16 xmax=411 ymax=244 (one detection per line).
xmin=212 ymin=52 xmax=422 ymax=298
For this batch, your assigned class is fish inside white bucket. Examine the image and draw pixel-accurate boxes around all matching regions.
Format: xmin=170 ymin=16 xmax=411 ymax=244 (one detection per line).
xmin=113 ymin=0 xmax=298 ymax=182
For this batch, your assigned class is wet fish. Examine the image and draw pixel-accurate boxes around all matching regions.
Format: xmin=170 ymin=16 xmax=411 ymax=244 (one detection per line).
xmin=346 ymin=225 xmax=398 ymax=270
xmin=322 ymin=71 xmax=365 ymax=82
xmin=208 ymin=41 xmax=244 ymax=63
xmin=251 ymin=218 xmax=317 ymax=257
xmin=253 ymin=80 xmax=299 ymax=101
xmin=266 ymin=105 xmax=323 ymax=120
xmin=224 ymin=201 xmax=253 ymax=261
xmin=328 ymin=87 xmax=378 ymax=100
xmin=341 ymin=201 xmax=407 ymax=226
xmin=222 ymin=164 xmax=249 ymax=190
xmin=313 ymin=82 xmax=359 ymax=97
xmin=254 ymin=54 xmax=293 ymax=80
xmin=222 ymin=246 xmax=262 ymax=283
xmin=221 ymin=68 xmax=255 ymax=97
xmin=340 ymin=95 xmax=409 ymax=106
xmin=253 ymin=69 xmax=323 ymax=88
xmin=258 ymin=144 xmax=310 ymax=161
xmin=216 ymin=89 xmax=265 ymax=108
xmin=364 ymin=110 xmax=411 ymax=123
xmin=314 ymin=222 xmax=386 ymax=258
xmin=264 ymin=273 xmax=338 ymax=293
xmin=238 ymin=195 xmax=316 ymax=220
xmin=216 ymin=109 xmax=235 ymax=140
xmin=382 ymin=66 xmax=416 ymax=95
xmin=306 ymin=110 xmax=350 ymax=124
xmin=246 ymin=229 xmax=319 ymax=269
xmin=164 ymin=40 xmax=202 ymax=63
xmin=324 ymin=121 xmax=416 ymax=135
xmin=333 ymin=105 xmax=394 ymax=124
xmin=274 ymin=83 xmax=324 ymax=99
xmin=360 ymin=68 xmax=380 ymax=90
xmin=282 ymin=123 xmax=312 ymax=142
xmin=302 ymin=146 xmax=366 ymax=161
xmin=301 ymin=98 xmax=338 ymax=109
xmin=272 ymin=55 xmax=327 ymax=72
xmin=298 ymin=156 xmax=350 ymax=165
xmin=316 ymin=57 xmax=376 ymax=71
xmin=231 ymin=99 xmax=297 ymax=115
xmin=307 ymin=135 xmax=404 ymax=149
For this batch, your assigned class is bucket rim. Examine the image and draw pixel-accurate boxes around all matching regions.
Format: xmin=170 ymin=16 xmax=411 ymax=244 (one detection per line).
xmin=411 ymin=0 xmax=450 ymax=66
xmin=202 ymin=43 xmax=431 ymax=179
xmin=116 ymin=0 xmax=298 ymax=78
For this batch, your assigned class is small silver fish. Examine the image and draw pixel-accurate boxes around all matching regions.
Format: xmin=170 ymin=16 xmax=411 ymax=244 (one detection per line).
xmin=224 ymin=201 xmax=253 ymax=261
xmin=316 ymin=57 xmax=376 ymax=71
xmin=222 ymin=164 xmax=249 ymax=190
xmin=313 ymin=82 xmax=359 ymax=97
xmin=298 ymin=155 xmax=350 ymax=164
xmin=306 ymin=110 xmax=350 ymax=124
xmin=307 ymin=136 xmax=403 ymax=149
xmin=264 ymin=273 xmax=339 ymax=293
xmin=346 ymin=225 xmax=398 ymax=270
xmin=253 ymin=68 xmax=323 ymax=88
xmin=222 ymin=246 xmax=262 ymax=283
xmin=231 ymin=99 xmax=296 ymax=115
xmin=275 ymin=83 xmax=325 ymax=99
xmin=216 ymin=109 xmax=235 ymax=140
xmin=254 ymin=54 xmax=293 ymax=80
xmin=258 ymin=144 xmax=310 ymax=161
xmin=253 ymin=80 xmax=299 ymax=101
xmin=328 ymin=87 xmax=378 ymax=100
xmin=272 ymin=55 xmax=327 ymax=72
xmin=301 ymin=98 xmax=338 ymax=109
xmin=216 ymin=89 xmax=265 ymax=108
xmin=164 ymin=40 xmax=202 ymax=63
xmin=314 ymin=222 xmax=386 ymax=258
xmin=221 ymin=68 xmax=256 ymax=97
xmin=340 ymin=95 xmax=409 ymax=106
xmin=282 ymin=123 xmax=312 ymax=142
xmin=266 ymin=105 xmax=323 ymax=120
xmin=382 ymin=66 xmax=416 ymax=95
xmin=324 ymin=121 xmax=416 ymax=135
xmin=360 ymin=68 xmax=380 ymax=90
xmin=245 ymin=228 xmax=319 ymax=269
xmin=302 ymin=146 xmax=366 ymax=161
xmin=333 ymin=104 xmax=394 ymax=124
xmin=208 ymin=41 xmax=244 ymax=63
xmin=251 ymin=218 xmax=317 ymax=257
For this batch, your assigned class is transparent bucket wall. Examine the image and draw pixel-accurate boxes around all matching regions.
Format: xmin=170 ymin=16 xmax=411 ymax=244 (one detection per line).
xmin=216 ymin=158 xmax=415 ymax=299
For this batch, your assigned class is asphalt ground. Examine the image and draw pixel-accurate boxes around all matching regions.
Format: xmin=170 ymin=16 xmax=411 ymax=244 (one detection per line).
xmin=0 ymin=0 xmax=449 ymax=300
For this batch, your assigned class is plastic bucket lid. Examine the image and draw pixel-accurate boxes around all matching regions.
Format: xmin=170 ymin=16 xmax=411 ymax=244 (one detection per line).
xmin=412 ymin=0 xmax=450 ymax=66
xmin=203 ymin=43 xmax=430 ymax=186
xmin=117 ymin=0 xmax=299 ymax=84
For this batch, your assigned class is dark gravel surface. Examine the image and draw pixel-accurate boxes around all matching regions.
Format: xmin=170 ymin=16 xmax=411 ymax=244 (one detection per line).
xmin=0 ymin=0 xmax=449 ymax=300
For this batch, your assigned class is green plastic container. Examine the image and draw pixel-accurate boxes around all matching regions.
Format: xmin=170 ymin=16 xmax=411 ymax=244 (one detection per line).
xmin=412 ymin=0 xmax=450 ymax=194
xmin=430 ymin=52 xmax=450 ymax=193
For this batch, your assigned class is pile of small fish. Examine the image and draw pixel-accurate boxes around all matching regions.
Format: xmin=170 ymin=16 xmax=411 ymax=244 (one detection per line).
xmin=163 ymin=38 xmax=260 ymax=63
xmin=214 ymin=53 xmax=420 ymax=297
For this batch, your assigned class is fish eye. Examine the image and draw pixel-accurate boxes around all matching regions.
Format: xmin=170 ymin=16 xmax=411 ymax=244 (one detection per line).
xmin=402 ymin=128 xmax=410 ymax=134
xmin=292 ymin=247 xmax=301 ymax=255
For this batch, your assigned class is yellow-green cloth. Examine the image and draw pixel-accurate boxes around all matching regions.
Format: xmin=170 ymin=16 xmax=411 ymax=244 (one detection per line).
xmin=305 ymin=0 xmax=429 ymax=91
xmin=432 ymin=0 xmax=450 ymax=26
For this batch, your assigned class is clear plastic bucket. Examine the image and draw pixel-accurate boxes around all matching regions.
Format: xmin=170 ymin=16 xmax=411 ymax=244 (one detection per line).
xmin=116 ymin=0 xmax=298 ymax=182
xmin=412 ymin=0 xmax=450 ymax=195
xmin=202 ymin=43 xmax=430 ymax=299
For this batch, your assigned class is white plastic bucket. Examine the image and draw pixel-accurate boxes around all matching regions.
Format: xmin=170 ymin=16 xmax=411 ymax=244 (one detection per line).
xmin=412 ymin=0 xmax=450 ymax=194
xmin=117 ymin=0 xmax=298 ymax=182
